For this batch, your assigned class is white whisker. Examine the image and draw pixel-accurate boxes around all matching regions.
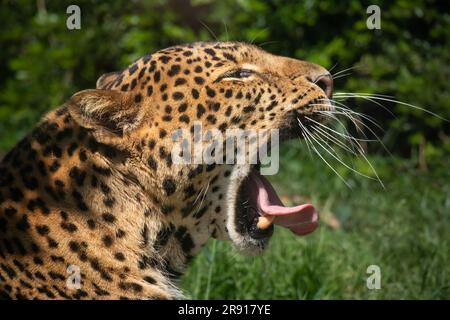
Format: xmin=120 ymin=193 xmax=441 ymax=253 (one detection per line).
xmin=311 ymin=102 xmax=390 ymax=155
xmin=305 ymin=115 xmax=377 ymax=143
xmin=195 ymin=180 xmax=210 ymax=214
xmin=328 ymin=62 xmax=339 ymax=74
xmin=296 ymin=118 xmax=313 ymax=158
xmin=199 ymin=20 xmax=219 ymax=41
xmin=319 ymin=107 xmax=384 ymax=133
xmin=332 ymin=72 xmax=352 ymax=80
xmin=312 ymin=123 xmax=358 ymax=155
xmin=334 ymin=92 xmax=449 ymax=121
xmin=298 ymin=121 xmax=351 ymax=188
xmin=305 ymin=118 xmax=385 ymax=187
xmin=329 ymin=102 xmax=383 ymax=128
xmin=332 ymin=66 xmax=360 ymax=77
xmin=305 ymin=125 xmax=378 ymax=181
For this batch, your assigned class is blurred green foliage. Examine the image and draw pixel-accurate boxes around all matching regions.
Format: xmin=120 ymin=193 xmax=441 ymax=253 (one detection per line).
xmin=0 ymin=0 xmax=449 ymax=161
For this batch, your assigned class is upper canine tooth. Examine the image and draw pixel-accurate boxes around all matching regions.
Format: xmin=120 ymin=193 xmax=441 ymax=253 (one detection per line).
xmin=257 ymin=215 xmax=275 ymax=230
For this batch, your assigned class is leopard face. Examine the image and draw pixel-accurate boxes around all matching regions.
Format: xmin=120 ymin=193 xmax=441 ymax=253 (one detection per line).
xmin=0 ymin=41 xmax=332 ymax=299
xmin=85 ymin=41 xmax=332 ymax=254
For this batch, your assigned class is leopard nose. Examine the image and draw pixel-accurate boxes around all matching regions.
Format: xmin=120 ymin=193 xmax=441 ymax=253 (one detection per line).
xmin=313 ymin=73 xmax=333 ymax=98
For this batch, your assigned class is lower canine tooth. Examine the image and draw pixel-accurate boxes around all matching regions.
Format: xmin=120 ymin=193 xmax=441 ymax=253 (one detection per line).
xmin=257 ymin=215 xmax=275 ymax=230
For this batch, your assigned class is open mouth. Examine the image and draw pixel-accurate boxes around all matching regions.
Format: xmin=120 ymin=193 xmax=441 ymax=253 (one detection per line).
xmin=227 ymin=100 xmax=331 ymax=249
xmin=234 ymin=164 xmax=318 ymax=242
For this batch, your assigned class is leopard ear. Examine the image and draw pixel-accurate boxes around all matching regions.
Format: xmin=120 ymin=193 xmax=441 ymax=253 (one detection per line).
xmin=96 ymin=71 xmax=122 ymax=89
xmin=68 ymin=89 xmax=141 ymax=140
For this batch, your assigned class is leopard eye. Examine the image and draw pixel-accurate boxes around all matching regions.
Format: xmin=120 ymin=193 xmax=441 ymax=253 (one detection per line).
xmin=227 ymin=69 xmax=253 ymax=79
xmin=229 ymin=69 xmax=253 ymax=78
xmin=218 ymin=69 xmax=254 ymax=81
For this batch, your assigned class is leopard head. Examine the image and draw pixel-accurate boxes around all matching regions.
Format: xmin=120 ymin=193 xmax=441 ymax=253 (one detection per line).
xmin=68 ymin=42 xmax=333 ymax=261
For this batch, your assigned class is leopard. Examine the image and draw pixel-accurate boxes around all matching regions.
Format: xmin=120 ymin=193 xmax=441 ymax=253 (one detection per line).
xmin=0 ymin=41 xmax=333 ymax=299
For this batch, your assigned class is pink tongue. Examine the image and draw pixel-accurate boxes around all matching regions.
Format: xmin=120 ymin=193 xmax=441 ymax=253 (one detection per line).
xmin=248 ymin=170 xmax=318 ymax=236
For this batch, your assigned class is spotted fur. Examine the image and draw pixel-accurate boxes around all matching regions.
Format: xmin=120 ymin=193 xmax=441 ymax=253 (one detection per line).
xmin=0 ymin=42 xmax=332 ymax=299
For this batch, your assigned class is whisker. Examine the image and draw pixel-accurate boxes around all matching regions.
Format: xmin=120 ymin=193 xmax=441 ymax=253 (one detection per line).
xmin=332 ymin=66 xmax=360 ymax=77
xmin=327 ymin=101 xmax=382 ymax=125
xmin=320 ymin=109 xmax=392 ymax=156
xmin=333 ymin=93 xmax=396 ymax=117
xmin=314 ymin=100 xmax=386 ymax=142
xmin=334 ymin=92 xmax=395 ymax=98
xmin=310 ymin=104 xmax=369 ymax=151
xmin=199 ymin=20 xmax=219 ymax=41
xmin=296 ymin=118 xmax=313 ymax=158
xmin=320 ymin=107 xmax=385 ymax=133
xmin=335 ymin=92 xmax=449 ymax=122
xmin=312 ymin=102 xmax=363 ymax=129
xmin=305 ymin=116 xmax=377 ymax=142
xmin=298 ymin=121 xmax=351 ymax=188
xmin=310 ymin=121 xmax=359 ymax=160
xmin=354 ymin=145 xmax=385 ymax=189
xmin=304 ymin=117 xmax=385 ymax=188
xmin=193 ymin=184 xmax=207 ymax=205
xmin=308 ymin=93 xmax=392 ymax=188
xmin=257 ymin=40 xmax=280 ymax=48
xmin=222 ymin=20 xmax=229 ymax=42
xmin=195 ymin=180 xmax=210 ymax=214
xmin=318 ymin=110 xmax=372 ymax=152
xmin=309 ymin=102 xmax=367 ymax=140
xmin=332 ymin=72 xmax=352 ymax=80
xmin=312 ymin=122 xmax=358 ymax=155
xmin=308 ymin=124 xmax=343 ymax=158
xmin=249 ymin=28 xmax=269 ymax=45
xmin=318 ymin=109 xmax=367 ymax=137
xmin=305 ymin=125 xmax=378 ymax=181
xmin=366 ymin=95 xmax=450 ymax=121
xmin=328 ymin=62 xmax=339 ymax=74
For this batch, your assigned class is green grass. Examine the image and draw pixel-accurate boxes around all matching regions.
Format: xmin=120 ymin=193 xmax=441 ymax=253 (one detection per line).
xmin=181 ymin=141 xmax=450 ymax=299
